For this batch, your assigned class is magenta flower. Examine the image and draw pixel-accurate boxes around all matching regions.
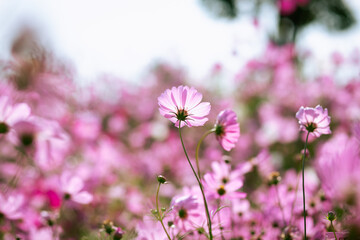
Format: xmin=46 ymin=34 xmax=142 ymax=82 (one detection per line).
xmin=0 ymin=96 xmax=31 ymax=135
xmin=295 ymin=105 xmax=331 ymax=137
xmin=214 ymin=110 xmax=240 ymax=151
xmin=158 ymin=86 xmax=211 ymax=128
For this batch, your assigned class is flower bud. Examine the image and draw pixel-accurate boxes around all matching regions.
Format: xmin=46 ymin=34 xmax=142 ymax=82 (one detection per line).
xmin=102 ymin=220 xmax=115 ymax=234
xmin=157 ymin=175 xmax=167 ymax=184
xmin=327 ymin=211 xmax=336 ymax=222
xmin=113 ymin=227 xmax=124 ymax=240
xmin=268 ymin=171 xmax=281 ymax=186
xmin=197 ymin=227 xmax=205 ymax=234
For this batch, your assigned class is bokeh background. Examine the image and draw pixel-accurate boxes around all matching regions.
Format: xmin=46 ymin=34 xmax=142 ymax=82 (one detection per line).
xmin=1 ymin=0 xmax=359 ymax=85
xmin=1 ymin=0 xmax=360 ymax=239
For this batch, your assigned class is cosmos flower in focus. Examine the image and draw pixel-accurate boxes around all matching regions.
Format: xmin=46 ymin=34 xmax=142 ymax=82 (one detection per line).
xmin=214 ymin=109 xmax=240 ymax=151
xmin=296 ymin=105 xmax=331 ymax=137
xmin=158 ymin=86 xmax=211 ymax=128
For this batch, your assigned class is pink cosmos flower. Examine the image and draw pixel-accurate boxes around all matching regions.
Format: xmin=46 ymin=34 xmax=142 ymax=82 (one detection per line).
xmin=214 ymin=109 xmax=240 ymax=151
xmin=0 ymin=96 xmax=31 ymax=135
xmin=158 ymin=86 xmax=211 ymax=128
xmin=60 ymin=173 xmax=93 ymax=204
xmin=0 ymin=193 xmax=24 ymax=220
xmin=203 ymin=161 xmax=246 ymax=200
xmin=315 ymin=134 xmax=360 ymax=206
xmin=277 ymin=0 xmax=297 ymax=15
xmin=24 ymin=118 xmax=70 ymax=171
xmin=136 ymin=216 xmax=170 ymax=240
xmin=295 ymin=105 xmax=331 ymax=137
xmin=170 ymin=195 xmax=201 ymax=232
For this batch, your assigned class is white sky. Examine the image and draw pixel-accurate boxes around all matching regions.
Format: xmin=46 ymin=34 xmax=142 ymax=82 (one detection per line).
xmin=0 ymin=0 xmax=359 ymax=85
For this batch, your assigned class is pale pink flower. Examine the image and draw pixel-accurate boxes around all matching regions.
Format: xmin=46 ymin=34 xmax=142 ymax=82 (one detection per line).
xmin=60 ymin=173 xmax=93 ymax=204
xmin=0 ymin=96 xmax=31 ymax=135
xmin=315 ymin=134 xmax=360 ymax=206
xmin=170 ymin=195 xmax=200 ymax=232
xmin=72 ymin=112 xmax=101 ymax=141
xmin=30 ymin=227 xmax=60 ymax=240
xmin=296 ymin=105 xmax=331 ymax=137
xmin=203 ymin=161 xmax=246 ymax=200
xmin=34 ymin=118 xmax=70 ymax=170
xmin=136 ymin=216 xmax=170 ymax=240
xmin=353 ymin=122 xmax=360 ymax=142
xmin=214 ymin=109 xmax=240 ymax=151
xmin=158 ymin=85 xmax=211 ymax=128
xmin=0 ymin=193 xmax=24 ymax=220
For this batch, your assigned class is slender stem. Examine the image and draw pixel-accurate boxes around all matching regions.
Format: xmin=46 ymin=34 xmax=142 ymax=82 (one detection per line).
xmin=178 ymin=122 xmax=213 ymax=240
xmin=217 ymin=200 xmax=225 ymax=240
xmin=2 ymin=147 xmax=28 ymax=195
xmin=330 ymin=221 xmax=338 ymax=240
xmin=156 ymin=182 xmax=171 ymax=240
xmin=275 ymin=185 xmax=286 ymax=227
xmin=195 ymin=129 xmax=215 ymax=178
xmin=301 ymin=131 xmax=310 ymax=240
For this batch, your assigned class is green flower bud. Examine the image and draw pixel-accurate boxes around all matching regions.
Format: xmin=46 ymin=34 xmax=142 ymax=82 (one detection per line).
xmin=157 ymin=175 xmax=167 ymax=184
xmin=327 ymin=211 xmax=336 ymax=222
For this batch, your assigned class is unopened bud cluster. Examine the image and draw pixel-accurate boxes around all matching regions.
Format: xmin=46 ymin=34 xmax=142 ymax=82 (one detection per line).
xmin=268 ymin=172 xmax=281 ymax=186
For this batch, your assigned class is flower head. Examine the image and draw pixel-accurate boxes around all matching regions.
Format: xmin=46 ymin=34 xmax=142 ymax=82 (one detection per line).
xmin=295 ymin=105 xmax=331 ymax=137
xmin=0 ymin=96 xmax=31 ymax=135
xmin=203 ymin=161 xmax=246 ymax=200
xmin=170 ymin=195 xmax=200 ymax=231
xmin=0 ymin=193 xmax=24 ymax=220
xmin=60 ymin=173 xmax=93 ymax=204
xmin=214 ymin=109 xmax=240 ymax=151
xmin=158 ymin=86 xmax=211 ymax=128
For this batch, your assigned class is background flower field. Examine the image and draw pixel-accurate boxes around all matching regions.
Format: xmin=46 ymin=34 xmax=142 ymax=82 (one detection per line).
xmin=0 ymin=0 xmax=360 ymax=239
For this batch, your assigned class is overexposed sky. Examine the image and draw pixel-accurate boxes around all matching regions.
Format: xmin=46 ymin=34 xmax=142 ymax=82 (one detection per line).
xmin=0 ymin=0 xmax=359 ymax=85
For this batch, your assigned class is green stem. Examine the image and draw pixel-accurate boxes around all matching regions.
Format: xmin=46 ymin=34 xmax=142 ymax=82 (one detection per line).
xmin=195 ymin=129 xmax=215 ymax=178
xmin=330 ymin=221 xmax=338 ymax=240
xmin=156 ymin=182 xmax=171 ymax=240
xmin=301 ymin=131 xmax=310 ymax=240
xmin=178 ymin=121 xmax=213 ymax=240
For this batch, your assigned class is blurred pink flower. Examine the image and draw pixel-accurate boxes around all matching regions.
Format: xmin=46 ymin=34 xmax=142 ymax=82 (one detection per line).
xmin=170 ymin=195 xmax=200 ymax=232
xmin=277 ymin=0 xmax=297 ymax=15
xmin=0 ymin=193 xmax=24 ymax=220
xmin=353 ymin=122 xmax=360 ymax=142
xmin=315 ymin=134 xmax=360 ymax=207
xmin=214 ymin=109 xmax=240 ymax=151
xmin=136 ymin=216 xmax=170 ymax=240
xmin=0 ymin=96 xmax=31 ymax=135
xmin=60 ymin=173 xmax=93 ymax=204
xmin=34 ymin=118 xmax=70 ymax=170
xmin=203 ymin=161 xmax=246 ymax=200
xmin=72 ymin=112 xmax=101 ymax=142
xmin=296 ymin=105 xmax=331 ymax=137
xmin=158 ymin=85 xmax=211 ymax=128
